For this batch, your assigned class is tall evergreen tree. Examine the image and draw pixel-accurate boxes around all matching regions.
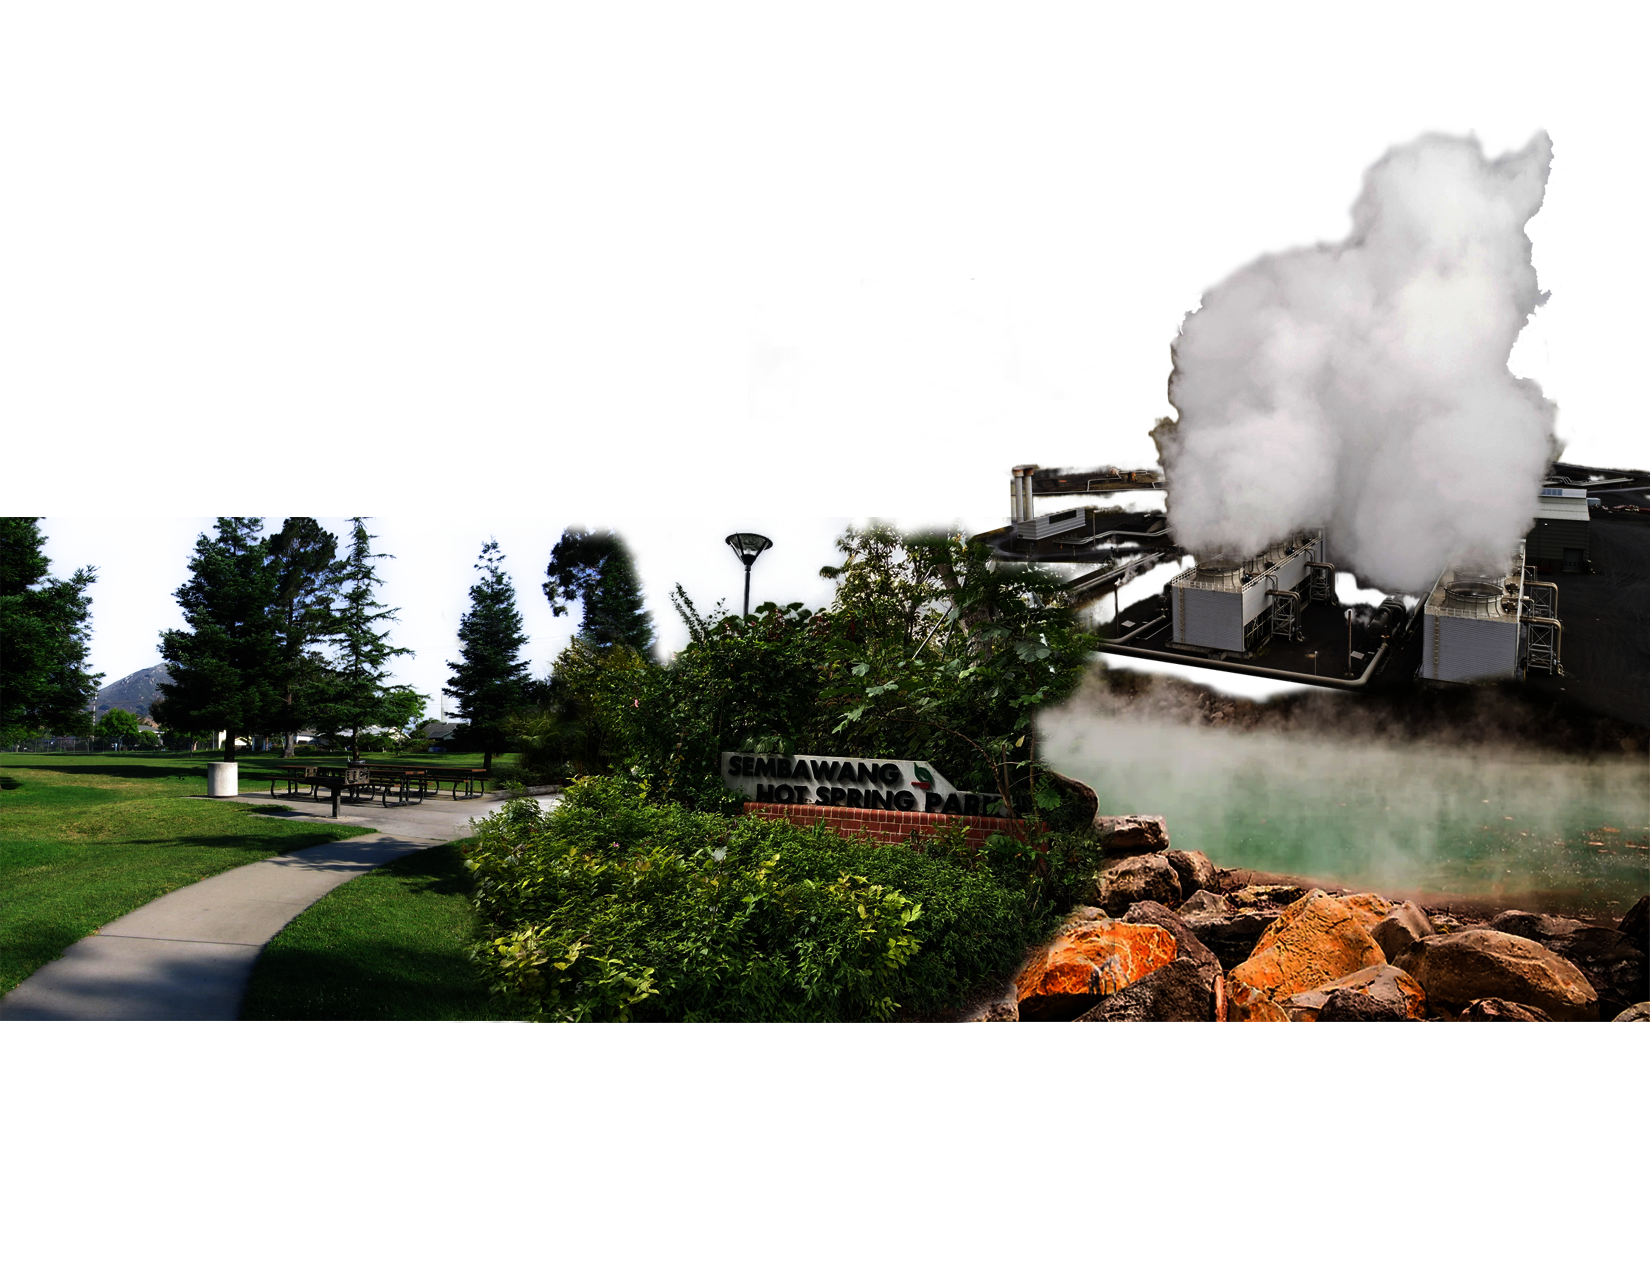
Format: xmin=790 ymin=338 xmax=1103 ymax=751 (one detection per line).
xmin=543 ymin=527 xmax=655 ymax=656
xmin=265 ymin=517 xmax=340 ymax=757
xmin=445 ymin=539 xmax=533 ymax=772
xmin=311 ymin=517 xmax=423 ymax=761
xmin=154 ymin=518 xmax=282 ymax=760
xmin=0 ymin=517 xmax=103 ymax=740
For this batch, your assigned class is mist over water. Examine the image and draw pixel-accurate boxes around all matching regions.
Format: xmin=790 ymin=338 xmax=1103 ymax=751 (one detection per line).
xmin=1153 ymin=132 xmax=1558 ymax=593
xmin=1041 ymin=711 xmax=1649 ymax=917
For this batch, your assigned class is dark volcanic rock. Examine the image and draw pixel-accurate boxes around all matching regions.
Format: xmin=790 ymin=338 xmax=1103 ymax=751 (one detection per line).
xmin=1461 ymin=998 xmax=1553 ymax=1022
xmin=1318 ymin=989 xmax=1409 ymax=1022
xmin=1075 ymin=958 xmax=1214 ymax=1022
xmin=1094 ymin=815 xmax=1170 ymax=855
xmin=1490 ymin=910 xmax=1647 ymax=1020
xmin=1228 ymin=883 xmax=1307 ymax=910
xmin=1165 ymin=849 xmax=1218 ymax=899
xmin=1620 ymin=896 xmax=1648 ymax=953
xmin=1089 ymin=854 xmax=1182 ymax=914
xmin=1280 ymin=963 xmax=1427 ymax=1022
xmin=1179 ymin=903 xmax=1280 ymax=972
xmin=1397 ymin=930 xmax=1599 ymax=1021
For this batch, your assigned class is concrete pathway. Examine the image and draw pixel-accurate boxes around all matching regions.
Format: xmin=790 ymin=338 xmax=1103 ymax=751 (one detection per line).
xmin=0 ymin=788 xmax=554 ymax=1021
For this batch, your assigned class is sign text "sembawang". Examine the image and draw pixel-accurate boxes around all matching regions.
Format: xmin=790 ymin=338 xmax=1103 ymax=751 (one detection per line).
xmin=720 ymin=752 xmax=1007 ymax=817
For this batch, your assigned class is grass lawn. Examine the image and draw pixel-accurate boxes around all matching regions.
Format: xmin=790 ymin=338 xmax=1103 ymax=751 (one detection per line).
xmin=0 ymin=753 xmax=376 ymax=997
xmin=241 ymin=839 xmax=511 ymax=1021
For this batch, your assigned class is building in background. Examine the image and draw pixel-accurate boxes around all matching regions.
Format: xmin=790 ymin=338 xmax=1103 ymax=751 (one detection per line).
xmin=755 ymin=73 xmax=1168 ymax=517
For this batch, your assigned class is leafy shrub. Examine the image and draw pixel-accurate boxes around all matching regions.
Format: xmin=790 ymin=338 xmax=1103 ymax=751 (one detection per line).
xmin=465 ymin=777 xmax=1033 ymax=1022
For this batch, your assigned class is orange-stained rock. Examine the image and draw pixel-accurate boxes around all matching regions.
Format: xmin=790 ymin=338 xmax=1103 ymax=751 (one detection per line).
xmin=1281 ymin=963 xmax=1427 ymax=1022
xmin=1337 ymin=892 xmax=1396 ymax=936
xmin=1226 ymin=890 xmax=1386 ymax=1020
xmin=1014 ymin=910 xmax=1179 ymax=1021
xmin=1230 ymin=996 xmax=1290 ymax=1023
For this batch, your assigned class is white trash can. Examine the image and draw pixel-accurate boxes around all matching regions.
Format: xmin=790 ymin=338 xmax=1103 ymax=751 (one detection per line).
xmin=206 ymin=761 xmax=239 ymax=798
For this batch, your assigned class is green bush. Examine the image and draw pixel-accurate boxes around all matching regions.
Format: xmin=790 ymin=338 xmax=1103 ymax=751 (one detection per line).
xmin=465 ymin=777 xmax=1036 ymax=1022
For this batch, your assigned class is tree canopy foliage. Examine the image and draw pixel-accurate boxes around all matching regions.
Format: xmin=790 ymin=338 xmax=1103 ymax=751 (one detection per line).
xmin=0 ymin=517 xmax=102 ymax=740
xmin=265 ymin=516 xmax=340 ymax=756
xmin=309 ymin=518 xmax=423 ymax=759
xmin=153 ymin=518 xmax=282 ymax=760
xmin=543 ymin=528 xmax=655 ymax=656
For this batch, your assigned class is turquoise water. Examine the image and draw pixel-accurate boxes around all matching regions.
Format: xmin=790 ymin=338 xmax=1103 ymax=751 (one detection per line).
xmin=1041 ymin=715 xmax=1650 ymax=918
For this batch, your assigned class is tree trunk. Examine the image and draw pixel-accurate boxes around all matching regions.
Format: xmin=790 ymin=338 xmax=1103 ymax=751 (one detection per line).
xmin=483 ymin=748 xmax=492 ymax=774
xmin=224 ymin=732 xmax=238 ymax=761
xmin=283 ymin=732 xmax=296 ymax=758
xmin=350 ymin=727 xmax=360 ymax=763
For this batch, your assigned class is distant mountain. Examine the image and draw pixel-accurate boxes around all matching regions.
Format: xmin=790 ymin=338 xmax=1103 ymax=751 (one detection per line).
xmin=95 ymin=663 xmax=171 ymax=720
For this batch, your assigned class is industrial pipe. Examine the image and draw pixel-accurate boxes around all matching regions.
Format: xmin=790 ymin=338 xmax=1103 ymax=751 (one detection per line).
xmin=1101 ymin=624 xmax=1392 ymax=690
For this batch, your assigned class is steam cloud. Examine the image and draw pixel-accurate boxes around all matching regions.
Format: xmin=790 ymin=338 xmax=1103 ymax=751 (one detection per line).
xmin=1153 ymin=132 xmax=1558 ymax=594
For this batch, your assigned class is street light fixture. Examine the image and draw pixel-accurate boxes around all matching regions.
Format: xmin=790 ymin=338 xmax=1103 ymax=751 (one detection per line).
xmin=725 ymin=533 xmax=773 ymax=618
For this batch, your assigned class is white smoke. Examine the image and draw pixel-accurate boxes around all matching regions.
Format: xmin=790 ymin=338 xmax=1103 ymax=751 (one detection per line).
xmin=1153 ymin=132 xmax=1558 ymax=594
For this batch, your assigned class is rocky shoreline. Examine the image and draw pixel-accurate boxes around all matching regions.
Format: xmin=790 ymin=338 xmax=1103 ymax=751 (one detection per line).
xmin=967 ymin=815 xmax=1648 ymax=1023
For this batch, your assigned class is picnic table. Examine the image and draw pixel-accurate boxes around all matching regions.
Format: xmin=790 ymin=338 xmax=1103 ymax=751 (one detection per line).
xmin=268 ymin=762 xmax=491 ymax=817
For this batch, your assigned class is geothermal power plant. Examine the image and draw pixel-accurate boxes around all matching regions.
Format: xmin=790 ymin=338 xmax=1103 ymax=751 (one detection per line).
xmin=979 ymin=458 xmax=1650 ymax=730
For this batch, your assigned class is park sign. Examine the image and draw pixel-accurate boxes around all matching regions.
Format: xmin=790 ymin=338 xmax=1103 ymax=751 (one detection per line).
xmin=720 ymin=751 xmax=1009 ymax=818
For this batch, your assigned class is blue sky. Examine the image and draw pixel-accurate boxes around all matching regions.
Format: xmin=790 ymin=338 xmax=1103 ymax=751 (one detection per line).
xmin=41 ymin=517 xmax=851 ymax=715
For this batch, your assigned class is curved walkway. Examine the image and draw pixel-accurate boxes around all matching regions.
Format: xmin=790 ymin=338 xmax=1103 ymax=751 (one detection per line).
xmin=0 ymin=789 xmax=551 ymax=1021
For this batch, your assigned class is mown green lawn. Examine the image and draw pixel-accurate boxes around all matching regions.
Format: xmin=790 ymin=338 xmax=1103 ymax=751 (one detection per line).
xmin=0 ymin=753 xmax=375 ymax=997
xmin=240 ymin=840 xmax=510 ymax=1021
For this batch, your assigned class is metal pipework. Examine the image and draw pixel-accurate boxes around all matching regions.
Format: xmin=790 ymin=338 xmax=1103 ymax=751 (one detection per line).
xmin=1010 ymin=464 xmax=1038 ymax=524
xmin=1103 ymin=623 xmax=1394 ymax=690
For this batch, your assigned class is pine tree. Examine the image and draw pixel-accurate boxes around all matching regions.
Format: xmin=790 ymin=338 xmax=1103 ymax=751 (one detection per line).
xmin=311 ymin=518 xmax=424 ymax=761
xmin=445 ymin=539 xmax=533 ymax=771
xmin=0 ymin=518 xmax=103 ymax=740
xmin=265 ymin=517 xmax=340 ymax=757
xmin=154 ymin=518 xmax=282 ymax=760
xmin=543 ymin=527 xmax=655 ymax=657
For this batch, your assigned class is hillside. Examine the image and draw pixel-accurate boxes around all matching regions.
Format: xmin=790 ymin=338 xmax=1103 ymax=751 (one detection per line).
xmin=94 ymin=663 xmax=171 ymax=720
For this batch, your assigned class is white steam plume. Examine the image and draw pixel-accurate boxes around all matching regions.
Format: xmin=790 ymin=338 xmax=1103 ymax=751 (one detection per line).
xmin=1153 ymin=132 xmax=1558 ymax=594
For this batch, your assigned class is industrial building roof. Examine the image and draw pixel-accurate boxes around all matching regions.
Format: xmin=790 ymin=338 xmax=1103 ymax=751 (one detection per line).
xmin=1537 ymin=489 xmax=1590 ymax=522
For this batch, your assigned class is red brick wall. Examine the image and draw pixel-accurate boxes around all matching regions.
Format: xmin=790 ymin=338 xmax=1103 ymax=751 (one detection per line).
xmin=743 ymin=802 xmax=1037 ymax=849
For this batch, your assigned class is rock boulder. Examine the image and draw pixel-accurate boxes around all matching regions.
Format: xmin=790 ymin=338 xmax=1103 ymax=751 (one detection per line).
xmin=1228 ymin=883 xmax=1307 ymax=910
xmin=1226 ymin=890 xmax=1386 ymax=1021
xmin=1014 ymin=910 xmax=1179 ymax=1021
xmin=1336 ymin=892 xmax=1397 ymax=935
xmin=1177 ymin=891 xmax=1282 ymax=971
xmin=1611 ymin=1002 xmax=1650 ymax=1022
xmin=1280 ymin=963 xmax=1427 ymax=1022
xmin=1166 ymin=849 xmax=1219 ymax=899
xmin=1094 ymin=814 xmax=1170 ymax=855
xmin=1620 ymin=896 xmax=1648 ymax=952
xmin=1089 ymin=854 xmax=1182 ymax=914
xmin=1396 ymin=930 xmax=1599 ymax=1021
xmin=1122 ymin=901 xmax=1222 ymax=977
xmin=1371 ymin=901 xmax=1435 ymax=964
xmin=1489 ymin=911 xmax=1646 ymax=1020
xmin=1075 ymin=957 xmax=1214 ymax=1022
xmin=1461 ymin=998 xmax=1553 ymax=1022
xmin=1318 ymin=989 xmax=1409 ymax=1022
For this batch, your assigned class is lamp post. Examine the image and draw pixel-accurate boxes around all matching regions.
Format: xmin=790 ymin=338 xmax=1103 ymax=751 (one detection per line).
xmin=725 ymin=533 xmax=773 ymax=618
